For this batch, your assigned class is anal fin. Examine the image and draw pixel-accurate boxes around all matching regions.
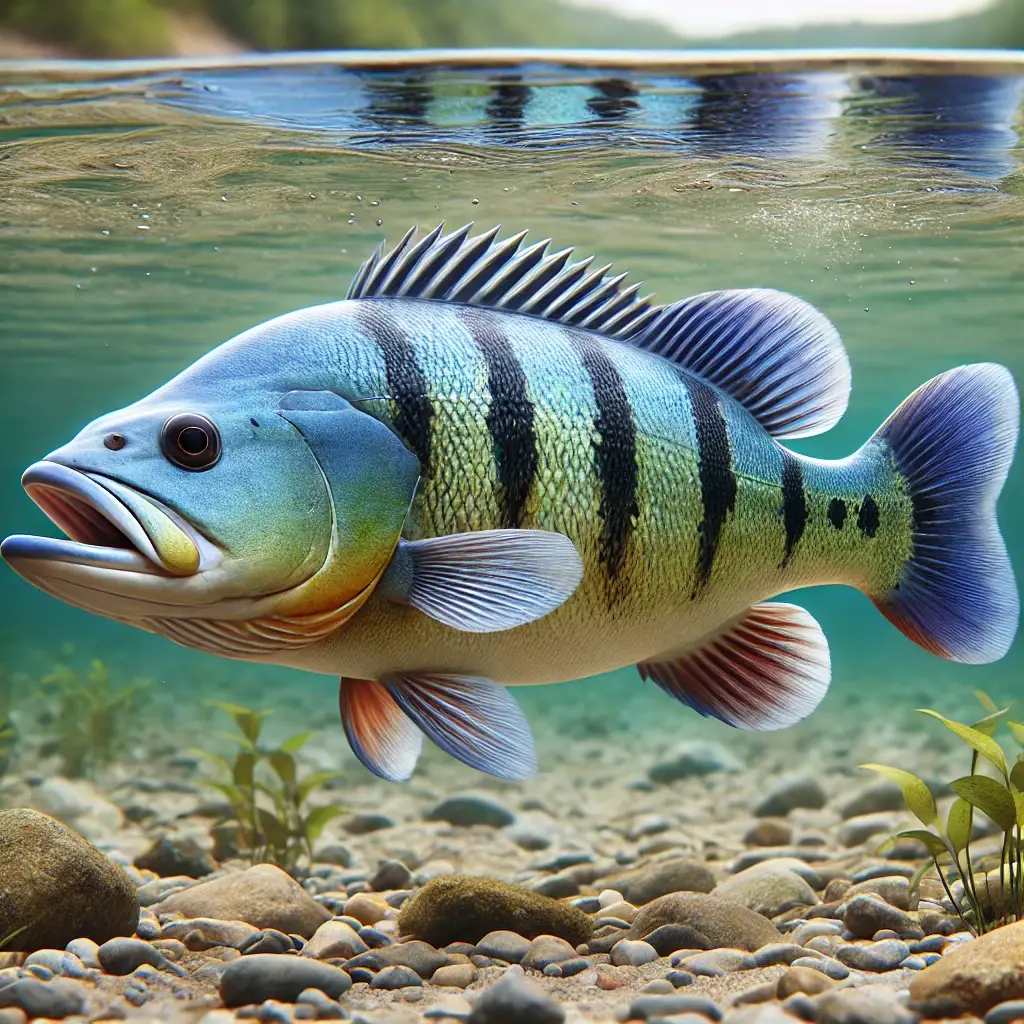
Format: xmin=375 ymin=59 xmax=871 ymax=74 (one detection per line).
xmin=339 ymin=678 xmax=423 ymax=781
xmin=638 ymin=602 xmax=831 ymax=731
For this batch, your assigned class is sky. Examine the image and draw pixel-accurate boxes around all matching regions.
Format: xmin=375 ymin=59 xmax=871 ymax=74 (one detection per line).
xmin=562 ymin=0 xmax=995 ymax=38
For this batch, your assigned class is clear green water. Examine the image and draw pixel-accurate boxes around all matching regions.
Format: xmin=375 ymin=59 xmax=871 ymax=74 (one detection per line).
xmin=1 ymin=58 xmax=1022 ymax=758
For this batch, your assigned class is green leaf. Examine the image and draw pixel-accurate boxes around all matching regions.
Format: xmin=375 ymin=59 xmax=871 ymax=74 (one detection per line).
xmin=257 ymin=808 xmax=291 ymax=849
xmin=975 ymin=690 xmax=999 ymax=714
xmin=971 ymin=707 xmax=1010 ymax=738
xmin=946 ymin=796 xmax=974 ymax=854
xmin=859 ymin=763 xmax=938 ymax=827
xmin=304 ymin=804 xmax=345 ymax=842
xmin=279 ymin=732 xmax=313 ymax=755
xmin=919 ymin=710 xmax=1009 ymax=779
xmin=297 ymin=771 xmax=344 ymax=805
xmin=204 ymin=780 xmax=246 ymax=810
xmin=878 ymin=829 xmax=951 ymax=861
xmin=1008 ymin=722 xmax=1024 ymax=749
xmin=188 ymin=748 xmax=233 ymax=777
xmin=950 ymin=775 xmax=1018 ymax=833
xmin=1010 ymin=757 xmax=1024 ymax=793
xmin=233 ymin=751 xmax=256 ymax=790
xmin=268 ymin=751 xmax=296 ymax=787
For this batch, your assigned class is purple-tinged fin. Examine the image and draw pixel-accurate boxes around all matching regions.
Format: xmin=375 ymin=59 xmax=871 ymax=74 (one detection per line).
xmin=869 ymin=363 xmax=1019 ymax=664
xmin=383 ymin=674 xmax=537 ymax=780
xmin=382 ymin=529 xmax=583 ymax=633
xmin=639 ymin=602 xmax=831 ymax=731
xmin=339 ymin=678 xmax=423 ymax=781
xmin=626 ymin=288 xmax=851 ymax=439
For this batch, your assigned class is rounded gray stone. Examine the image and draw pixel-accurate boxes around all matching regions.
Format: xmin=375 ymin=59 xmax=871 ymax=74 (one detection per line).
xmin=219 ymin=954 xmax=352 ymax=1006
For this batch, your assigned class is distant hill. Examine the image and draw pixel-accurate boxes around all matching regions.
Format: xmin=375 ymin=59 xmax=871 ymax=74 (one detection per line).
xmin=712 ymin=0 xmax=1023 ymax=50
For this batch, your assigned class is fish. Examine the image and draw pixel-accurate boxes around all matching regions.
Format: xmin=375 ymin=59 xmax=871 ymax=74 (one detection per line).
xmin=2 ymin=223 xmax=1019 ymax=781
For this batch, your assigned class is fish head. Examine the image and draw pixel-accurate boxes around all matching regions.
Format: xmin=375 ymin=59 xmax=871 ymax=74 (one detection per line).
xmin=1 ymin=370 xmax=420 ymax=656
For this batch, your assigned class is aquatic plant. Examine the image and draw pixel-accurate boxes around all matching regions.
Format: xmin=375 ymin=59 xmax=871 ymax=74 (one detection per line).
xmin=36 ymin=659 xmax=150 ymax=778
xmin=862 ymin=695 xmax=1024 ymax=935
xmin=197 ymin=702 xmax=344 ymax=873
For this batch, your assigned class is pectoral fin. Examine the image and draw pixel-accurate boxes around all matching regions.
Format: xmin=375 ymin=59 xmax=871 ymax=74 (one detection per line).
xmin=379 ymin=529 xmax=583 ymax=633
xmin=639 ymin=602 xmax=831 ymax=731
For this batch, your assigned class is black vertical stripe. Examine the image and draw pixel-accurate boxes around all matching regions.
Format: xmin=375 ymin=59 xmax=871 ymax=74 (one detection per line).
xmin=858 ymin=494 xmax=879 ymax=538
xmin=459 ymin=308 xmax=537 ymax=529
xmin=356 ymin=303 xmax=432 ymax=471
xmin=779 ymin=450 xmax=808 ymax=567
xmin=567 ymin=330 xmax=639 ymax=584
xmin=684 ymin=374 xmax=737 ymax=595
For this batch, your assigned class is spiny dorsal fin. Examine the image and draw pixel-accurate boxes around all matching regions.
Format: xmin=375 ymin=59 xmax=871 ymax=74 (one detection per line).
xmin=346 ymin=221 xmax=662 ymax=337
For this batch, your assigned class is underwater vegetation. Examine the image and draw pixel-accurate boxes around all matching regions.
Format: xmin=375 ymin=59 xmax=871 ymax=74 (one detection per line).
xmin=34 ymin=658 xmax=150 ymax=779
xmin=863 ymin=693 xmax=1024 ymax=935
xmin=197 ymin=702 xmax=344 ymax=873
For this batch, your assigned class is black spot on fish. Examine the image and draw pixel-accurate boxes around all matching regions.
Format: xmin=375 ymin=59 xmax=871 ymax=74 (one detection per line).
xmin=567 ymin=330 xmax=638 ymax=589
xmin=827 ymin=497 xmax=847 ymax=529
xmin=858 ymin=493 xmax=880 ymax=538
xmin=357 ymin=303 xmax=432 ymax=472
xmin=779 ymin=450 xmax=808 ymax=568
xmin=459 ymin=308 xmax=537 ymax=530
xmin=486 ymin=75 xmax=530 ymax=130
xmin=683 ymin=373 xmax=737 ymax=595
xmin=250 ymin=418 xmax=260 ymax=428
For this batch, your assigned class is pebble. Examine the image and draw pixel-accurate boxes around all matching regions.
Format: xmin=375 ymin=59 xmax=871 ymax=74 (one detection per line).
xmin=345 ymin=940 xmax=450 ymax=978
xmin=0 ymin=979 xmax=87 ymax=1019
xmin=844 ymin=875 xmax=916 ymax=911
xmin=342 ymin=812 xmax=395 ymax=834
xmin=22 ymin=950 xmax=88 ymax=979
xmin=618 ymin=993 xmax=724 ymax=1021
xmin=985 ymin=1001 xmax=1024 ymax=1024
xmin=835 ymin=938 xmax=910 ymax=972
xmin=836 ymin=813 xmax=905 ymax=848
xmin=776 ymin=965 xmax=835 ymax=997
xmin=152 ymin=863 xmax=330 ymax=938
xmin=242 ymin=929 xmax=295 ymax=956
xmin=792 ymin=955 xmax=849 ymax=980
xmin=753 ymin=943 xmax=816 ymax=967
xmin=744 ymin=820 xmax=794 ymax=847
xmin=628 ymin=893 xmax=783 ymax=952
xmin=219 ymin=955 xmax=353 ymax=1006
xmin=371 ymin=860 xmax=413 ymax=892
xmin=842 ymin=894 xmax=921 ymax=940
xmin=98 ymin=936 xmax=183 ymax=976
xmin=790 ymin=920 xmax=843 ymax=946
xmin=295 ymin=988 xmax=345 ymax=1019
xmin=431 ymin=964 xmax=478 ymax=988
xmin=303 ymin=920 xmax=369 ymax=960
xmin=675 ymin=948 xmax=754 ymax=976
xmin=344 ymin=892 xmax=390 ymax=926
xmin=835 ymin=779 xmax=906 ymax=819
xmin=162 ymin=917 xmax=259 ymax=950
xmin=466 ymin=965 xmax=564 ymax=1023
xmin=666 ymin=969 xmax=695 ymax=988
xmin=610 ymin=939 xmax=658 ymax=966
xmin=647 ymin=741 xmax=744 ymax=782
xmin=134 ymin=835 xmax=217 ymax=878
xmin=520 ymin=935 xmax=577 ymax=971
xmin=816 ymin=986 xmax=918 ymax=1024
xmin=474 ymin=931 xmax=530 ymax=964
xmin=426 ymin=794 xmax=515 ymax=828
xmin=64 ymin=938 xmax=100 ymax=969
xmin=599 ymin=857 xmax=716 ymax=905
xmin=713 ymin=864 xmax=817 ymax=918
xmin=372 ymin=965 xmax=422 ymax=989
xmin=314 ymin=843 xmax=354 ymax=867
xmin=753 ymin=775 xmax=827 ymax=817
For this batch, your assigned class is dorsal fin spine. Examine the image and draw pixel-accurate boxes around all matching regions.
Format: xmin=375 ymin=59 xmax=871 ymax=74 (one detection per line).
xmin=474 ymin=239 xmax=550 ymax=305
xmin=399 ymin=223 xmax=472 ymax=298
xmin=503 ymin=247 xmax=574 ymax=310
xmin=422 ymin=225 xmax=501 ymax=299
xmin=380 ymin=223 xmax=444 ymax=297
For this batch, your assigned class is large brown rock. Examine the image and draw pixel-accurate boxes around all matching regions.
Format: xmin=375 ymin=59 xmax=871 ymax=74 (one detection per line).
xmin=909 ymin=920 xmax=1024 ymax=1016
xmin=0 ymin=808 xmax=139 ymax=953
xmin=151 ymin=863 xmax=330 ymax=938
xmin=627 ymin=892 xmax=783 ymax=951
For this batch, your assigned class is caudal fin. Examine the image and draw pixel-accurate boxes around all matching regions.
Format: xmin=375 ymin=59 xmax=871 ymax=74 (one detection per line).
xmin=871 ymin=363 xmax=1019 ymax=663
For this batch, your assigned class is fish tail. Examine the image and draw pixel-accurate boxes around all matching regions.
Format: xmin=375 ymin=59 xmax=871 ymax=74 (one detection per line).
xmin=866 ymin=363 xmax=1019 ymax=663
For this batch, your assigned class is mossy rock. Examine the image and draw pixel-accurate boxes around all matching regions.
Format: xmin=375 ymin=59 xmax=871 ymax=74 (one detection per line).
xmin=0 ymin=808 xmax=139 ymax=952
xmin=397 ymin=874 xmax=593 ymax=947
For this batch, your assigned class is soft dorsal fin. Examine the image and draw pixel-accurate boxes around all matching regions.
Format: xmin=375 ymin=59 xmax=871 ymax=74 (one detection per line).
xmin=627 ymin=289 xmax=851 ymax=438
xmin=346 ymin=221 xmax=661 ymax=337
xmin=348 ymin=226 xmax=850 ymax=439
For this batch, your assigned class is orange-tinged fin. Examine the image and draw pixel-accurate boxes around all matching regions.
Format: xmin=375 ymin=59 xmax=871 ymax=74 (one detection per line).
xmin=383 ymin=674 xmax=537 ymax=780
xmin=638 ymin=602 xmax=831 ymax=731
xmin=339 ymin=678 xmax=423 ymax=782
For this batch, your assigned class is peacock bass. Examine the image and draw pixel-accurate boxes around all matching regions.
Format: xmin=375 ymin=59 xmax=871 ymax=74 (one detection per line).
xmin=3 ymin=223 xmax=1018 ymax=781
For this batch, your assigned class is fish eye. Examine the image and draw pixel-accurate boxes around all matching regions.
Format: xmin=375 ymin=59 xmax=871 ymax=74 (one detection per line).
xmin=160 ymin=413 xmax=221 ymax=471
xmin=103 ymin=432 xmax=126 ymax=451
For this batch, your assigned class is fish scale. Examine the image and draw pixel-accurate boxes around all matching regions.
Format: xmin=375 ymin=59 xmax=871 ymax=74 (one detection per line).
xmin=2 ymin=223 xmax=1017 ymax=784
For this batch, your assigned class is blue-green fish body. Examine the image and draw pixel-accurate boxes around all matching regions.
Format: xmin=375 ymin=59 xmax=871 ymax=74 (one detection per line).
xmin=3 ymin=224 xmax=1018 ymax=780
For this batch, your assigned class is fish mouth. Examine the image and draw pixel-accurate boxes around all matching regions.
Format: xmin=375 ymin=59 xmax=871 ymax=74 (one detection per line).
xmin=1 ymin=462 xmax=216 ymax=612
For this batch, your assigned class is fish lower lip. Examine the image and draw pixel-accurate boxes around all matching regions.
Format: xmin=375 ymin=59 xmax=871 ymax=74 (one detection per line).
xmin=5 ymin=461 xmax=198 ymax=577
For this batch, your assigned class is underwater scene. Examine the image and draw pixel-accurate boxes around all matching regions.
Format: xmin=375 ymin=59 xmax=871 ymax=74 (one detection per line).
xmin=0 ymin=53 xmax=1023 ymax=1024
